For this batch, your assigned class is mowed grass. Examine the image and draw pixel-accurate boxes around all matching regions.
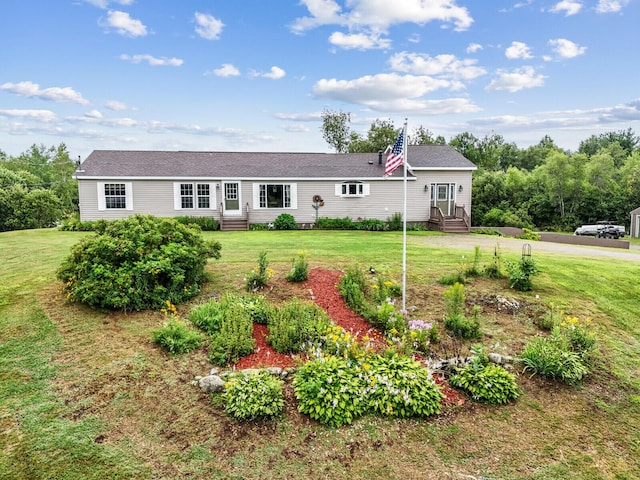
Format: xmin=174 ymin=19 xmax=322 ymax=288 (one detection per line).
xmin=1 ymin=228 xmax=639 ymax=479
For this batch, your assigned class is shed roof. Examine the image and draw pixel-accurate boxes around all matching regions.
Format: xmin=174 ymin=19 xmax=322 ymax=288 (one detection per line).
xmin=76 ymin=145 xmax=476 ymax=179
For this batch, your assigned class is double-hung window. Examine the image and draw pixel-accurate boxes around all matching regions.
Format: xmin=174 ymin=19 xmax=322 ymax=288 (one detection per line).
xmin=174 ymin=182 xmax=215 ymax=210
xmin=97 ymin=182 xmax=133 ymax=211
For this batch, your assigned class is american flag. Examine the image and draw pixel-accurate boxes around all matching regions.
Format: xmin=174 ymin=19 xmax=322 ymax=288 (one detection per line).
xmin=384 ymin=129 xmax=404 ymax=176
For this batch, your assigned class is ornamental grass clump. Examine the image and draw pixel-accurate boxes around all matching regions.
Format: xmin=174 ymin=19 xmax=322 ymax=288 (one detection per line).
xmin=449 ymin=346 xmax=520 ymax=404
xmin=520 ymin=317 xmax=596 ymax=385
xmin=223 ymin=371 xmax=284 ymax=420
xmin=152 ymin=317 xmax=204 ymax=356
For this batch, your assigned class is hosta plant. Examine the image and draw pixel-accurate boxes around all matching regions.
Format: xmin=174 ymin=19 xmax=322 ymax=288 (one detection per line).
xmin=364 ymin=353 xmax=443 ymax=418
xmin=293 ymin=356 xmax=365 ymax=427
xmin=450 ymin=352 xmax=520 ymax=405
xmin=223 ymin=370 xmax=284 ymax=420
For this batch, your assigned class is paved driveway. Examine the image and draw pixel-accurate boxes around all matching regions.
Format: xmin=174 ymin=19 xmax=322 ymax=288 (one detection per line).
xmin=421 ymin=234 xmax=640 ymax=262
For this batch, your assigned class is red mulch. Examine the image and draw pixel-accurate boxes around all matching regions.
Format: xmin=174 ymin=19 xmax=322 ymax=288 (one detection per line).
xmin=232 ymin=267 xmax=465 ymax=406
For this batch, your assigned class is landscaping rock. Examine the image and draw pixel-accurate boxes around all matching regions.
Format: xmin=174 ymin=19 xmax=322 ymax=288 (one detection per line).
xmin=198 ymin=375 xmax=226 ymax=393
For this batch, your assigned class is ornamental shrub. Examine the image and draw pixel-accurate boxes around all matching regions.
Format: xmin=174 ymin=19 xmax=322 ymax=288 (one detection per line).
xmin=267 ymin=298 xmax=332 ymax=354
xmin=245 ymin=251 xmax=273 ymax=291
xmin=223 ymin=371 xmax=284 ymax=420
xmin=386 ymin=212 xmax=403 ymax=231
xmin=152 ymin=318 xmax=203 ymax=356
xmin=285 ymin=250 xmax=309 ymax=282
xmin=443 ymin=283 xmax=481 ymax=339
xmin=364 ymin=353 xmax=443 ymax=418
xmin=273 ymin=213 xmax=298 ymax=230
xmin=293 ymin=356 xmax=365 ymax=427
xmin=506 ymin=256 xmax=539 ymax=291
xmin=190 ymin=293 xmax=246 ymax=335
xmin=57 ymin=214 xmax=221 ymax=311
xmin=208 ymin=302 xmax=255 ymax=366
xmin=450 ymin=348 xmax=520 ymax=404
xmin=174 ymin=215 xmax=219 ymax=231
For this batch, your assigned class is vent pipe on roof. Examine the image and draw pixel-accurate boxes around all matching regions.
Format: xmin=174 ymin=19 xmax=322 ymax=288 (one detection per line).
xmin=378 ymin=150 xmax=383 ymax=165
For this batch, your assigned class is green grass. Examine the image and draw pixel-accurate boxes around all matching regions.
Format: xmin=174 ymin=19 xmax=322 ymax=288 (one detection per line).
xmin=1 ymin=228 xmax=640 ymax=479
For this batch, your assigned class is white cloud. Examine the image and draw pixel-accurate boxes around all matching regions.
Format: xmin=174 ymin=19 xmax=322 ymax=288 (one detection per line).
xmin=549 ymin=1 xmax=583 ymax=16
xmin=82 ymin=0 xmax=133 ymax=8
xmin=290 ymin=0 xmax=345 ymax=33
xmin=207 ymin=63 xmax=241 ymax=77
xmin=311 ymin=73 xmax=480 ymax=114
xmin=0 ymin=109 xmax=58 ymax=122
xmin=105 ymin=99 xmax=135 ymax=111
xmin=0 ymin=81 xmax=89 ymax=105
xmin=328 ymin=32 xmax=391 ymax=50
xmin=85 ymin=110 xmax=103 ymax=119
xmin=194 ymin=12 xmax=224 ymax=40
xmin=120 ymin=54 xmax=183 ymax=66
xmin=283 ymin=124 xmax=311 ymax=133
xmin=102 ymin=10 xmax=147 ymax=37
xmin=254 ymin=66 xmax=286 ymax=80
xmin=274 ymin=112 xmax=323 ymax=121
xmin=466 ymin=43 xmax=483 ymax=53
xmin=505 ymin=41 xmax=533 ymax=60
xmin=548 ymin=38 xmax=586 ymax=59
xmin=389 ymin=52 xmax=486 ymax=82
xmin=596 ymin=0 xmax=629 ymax=13
xmin=485 ymin=66 xmax=546 ymax=92
xmin=291 ymin=0 xmax=473 ymax=50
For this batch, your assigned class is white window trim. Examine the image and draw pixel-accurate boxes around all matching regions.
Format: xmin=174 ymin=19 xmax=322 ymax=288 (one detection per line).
xmin=335 ymin=182 xmax=370 ymax=198
xmin=97 ymin=182 xmax=133 ymax=211
xmin=173 ymin=182 xmax=217 ymax=210
xmin=252 ymin=183 xmax=298 ymax=209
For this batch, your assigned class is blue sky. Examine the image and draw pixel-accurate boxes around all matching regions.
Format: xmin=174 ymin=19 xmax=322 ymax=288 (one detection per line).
xmin=1 ymin=0 xmax=638 ymax=160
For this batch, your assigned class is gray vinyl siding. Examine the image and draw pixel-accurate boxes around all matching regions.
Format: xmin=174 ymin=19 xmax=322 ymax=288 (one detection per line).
xmin=78 ymin=179 xmax=219 ymax=221
xmin=78 ymin=171 xmax=473 ymax=224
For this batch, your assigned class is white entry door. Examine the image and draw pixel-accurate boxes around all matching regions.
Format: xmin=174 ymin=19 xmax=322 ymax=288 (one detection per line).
xmin=431 ymin=183 xmax=455 ymax=216
xmin=223 ymin=182 xmax=241 ymax=215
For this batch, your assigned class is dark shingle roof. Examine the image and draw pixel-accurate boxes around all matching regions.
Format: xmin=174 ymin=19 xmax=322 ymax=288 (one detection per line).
xmin=76 ymin=146 xmax=475 ymax=179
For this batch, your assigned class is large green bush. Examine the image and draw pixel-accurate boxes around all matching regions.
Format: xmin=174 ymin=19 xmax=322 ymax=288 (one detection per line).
xmin=57 ymin=214 xmax=221 ymax=311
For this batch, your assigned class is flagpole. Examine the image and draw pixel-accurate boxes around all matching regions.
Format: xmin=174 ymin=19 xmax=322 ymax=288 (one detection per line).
xmin=402 ymin=118 xmax=408 ymax=312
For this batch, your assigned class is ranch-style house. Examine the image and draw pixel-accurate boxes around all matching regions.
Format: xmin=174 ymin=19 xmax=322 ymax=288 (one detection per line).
xmin=74 ymin=146 xmax=477 ymax=232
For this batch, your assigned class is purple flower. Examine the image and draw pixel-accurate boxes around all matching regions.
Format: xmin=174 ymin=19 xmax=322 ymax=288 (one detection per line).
xmin=408 ymin=319 xmax=433 ymax=331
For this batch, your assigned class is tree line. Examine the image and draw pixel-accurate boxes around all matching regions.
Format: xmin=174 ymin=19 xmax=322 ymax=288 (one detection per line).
xmin=321 ymin=110 xmax=640 ymax=231
xmin=0 ymin=144 xmax=78 ymax=231
xmin=2 ymin=122 xmax=639 ymax=232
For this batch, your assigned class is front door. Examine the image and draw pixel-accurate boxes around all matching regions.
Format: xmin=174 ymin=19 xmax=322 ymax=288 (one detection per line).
xmin=431 ymin=183 xmax=455 ymax=217
xmin=223 ymin=182 xmax=241 ymax=215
